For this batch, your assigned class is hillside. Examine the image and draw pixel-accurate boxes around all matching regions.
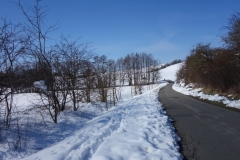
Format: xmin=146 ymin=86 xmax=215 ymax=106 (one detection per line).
xmin=160 ymin=63 xmax=183 ymax=81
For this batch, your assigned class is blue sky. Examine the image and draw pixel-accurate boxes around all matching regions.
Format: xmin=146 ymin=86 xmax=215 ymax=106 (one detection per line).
xmin=1 ymin=0 xmax=240 ymax=63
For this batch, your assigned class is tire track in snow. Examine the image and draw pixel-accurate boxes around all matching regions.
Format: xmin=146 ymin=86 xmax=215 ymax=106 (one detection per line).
xmin=64 ymin=111 xmax=127 ymax=160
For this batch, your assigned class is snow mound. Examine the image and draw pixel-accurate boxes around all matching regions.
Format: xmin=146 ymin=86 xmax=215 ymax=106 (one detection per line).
xmin=173 ymin=81 xmax=240 ymax=109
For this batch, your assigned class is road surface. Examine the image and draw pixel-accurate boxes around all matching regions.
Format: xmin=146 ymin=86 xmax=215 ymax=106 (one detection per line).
xmin=159 ymin=84 xmax=240 ymax=160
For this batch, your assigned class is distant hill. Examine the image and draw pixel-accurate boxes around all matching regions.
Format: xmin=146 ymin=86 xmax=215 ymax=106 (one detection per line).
xmin=160 ymin=63 xmax=183 ymax=81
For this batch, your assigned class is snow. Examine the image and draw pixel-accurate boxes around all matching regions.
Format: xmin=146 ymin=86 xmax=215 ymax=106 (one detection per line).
xmin=91 ymin=85 xmax=180 ymax=160
xmin=1 ymin=83 xmax=182 ymax=160
xmin=160 ymin=63 xmax=183 ymax=81
xmin=173 ymin=81 xmax=240 ymax=109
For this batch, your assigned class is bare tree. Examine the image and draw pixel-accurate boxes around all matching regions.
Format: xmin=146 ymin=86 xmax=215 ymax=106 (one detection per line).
xmin=150 ymin=59 xmax=160 ymax=84
xmin=52 ymin=55 xmax=69 ymax=111
xmin=123 ymin=54 xmax=133 ymax=86
xmin=0 ymin=18 xmax=28 ymax=126
xmin=18 ymin=0 xmax=61 ymax=123
xmin=82 ymin=61 xmax=95 ymax=103
xmin=93 ymin=55 xmax=109 ymax=102
xmin=222 ymin=12 xmax=240 ymax=51
xmin=55 ymin=36 xmax=92 ymax=110
xmin=116 ymin=58 xmax=125 ymax=86
xmin=0 ymin=17 xmax=31 ymax=150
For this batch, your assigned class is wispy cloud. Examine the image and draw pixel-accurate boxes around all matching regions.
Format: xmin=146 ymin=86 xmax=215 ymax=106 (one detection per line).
xmin=135 ymin=30 xmax=183 ymax=54
xmin=135 ymin=40 xmax=178 ymax=53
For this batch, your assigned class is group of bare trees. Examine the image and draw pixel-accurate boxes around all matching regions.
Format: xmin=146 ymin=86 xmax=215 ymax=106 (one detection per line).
xmin=0 ymin=0 xmax=90 ymax=126
xmin=176 ymin=12 xmax=240 ymax=95
xmin=0 ymin=1 xmax=160 ymax=149
xmin=86 ymin=53 xmax=160 ymax=102
xmin=117 ymin=53 xmax=160 ymax=86
xmin=91 ymin=53 xmax=160 ymax=101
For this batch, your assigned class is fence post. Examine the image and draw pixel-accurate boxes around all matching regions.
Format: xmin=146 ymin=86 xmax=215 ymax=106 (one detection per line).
xmin=113 ymin=88 xmax=115 ymax=106
xmin=105 ymin=88 xmax=108 ymax=111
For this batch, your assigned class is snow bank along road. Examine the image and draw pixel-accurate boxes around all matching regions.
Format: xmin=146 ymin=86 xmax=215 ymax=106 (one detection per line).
xmin=22 ymin=84 xmax=181 ymax=160
xmin=159 ymin=84 xmax=240 ymax=160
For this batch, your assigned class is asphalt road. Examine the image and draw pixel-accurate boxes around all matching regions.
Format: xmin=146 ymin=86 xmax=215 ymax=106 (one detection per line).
xmin=159 ymin=84 xmax=240 ymax=160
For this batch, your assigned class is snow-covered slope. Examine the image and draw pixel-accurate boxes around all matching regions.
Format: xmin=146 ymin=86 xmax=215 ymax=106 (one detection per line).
xmin=160 ymin=63 xmax=183 ymax=81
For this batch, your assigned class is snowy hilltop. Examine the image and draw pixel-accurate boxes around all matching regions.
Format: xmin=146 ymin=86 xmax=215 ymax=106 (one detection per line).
xmin=160 ymin=63 xmax=183 ymax=81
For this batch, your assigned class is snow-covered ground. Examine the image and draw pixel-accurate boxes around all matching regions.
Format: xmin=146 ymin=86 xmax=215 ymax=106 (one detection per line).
xmin=0 ymin=63 xmax=186 ymax=160
xmin=0 ymin=83 xmax=182 ymax=160
xmin=173 ymin=81 xmax=240 ymax=109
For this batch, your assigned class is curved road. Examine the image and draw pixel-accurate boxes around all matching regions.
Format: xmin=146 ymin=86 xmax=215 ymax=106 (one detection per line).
xmin=159 ymin=84 xmax=240 ymax=160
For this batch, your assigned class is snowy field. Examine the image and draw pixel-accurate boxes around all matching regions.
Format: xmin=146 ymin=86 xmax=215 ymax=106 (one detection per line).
xmin=0 ymin=84 xmax=182 ymax=160
xmin=173 ymin=81 xmax=240 ymax=109
xmin=0 ymin=63 xmax=185 ymax=160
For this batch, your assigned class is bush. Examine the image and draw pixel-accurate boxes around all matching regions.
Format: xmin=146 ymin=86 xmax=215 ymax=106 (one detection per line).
xmin=176 ymin=12 xmax=240 ymax=96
